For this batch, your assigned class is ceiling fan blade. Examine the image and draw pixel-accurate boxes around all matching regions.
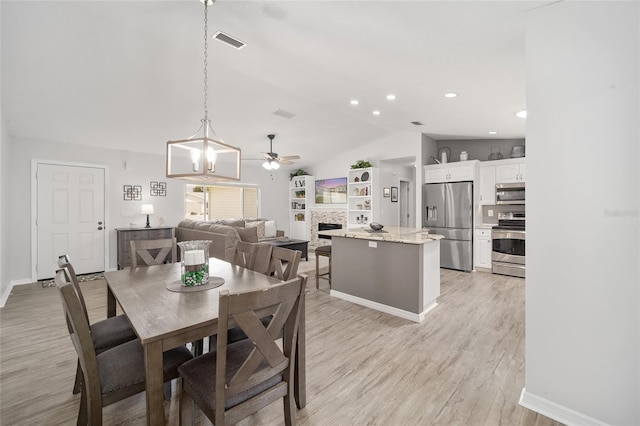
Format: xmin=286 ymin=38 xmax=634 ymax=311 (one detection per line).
xmin=277 ymin=159 xmax=295 ymax=165
xmin=278 ymin=155 xmax=300 ymax=160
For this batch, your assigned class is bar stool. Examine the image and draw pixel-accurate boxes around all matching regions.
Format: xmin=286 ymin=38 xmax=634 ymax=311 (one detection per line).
xmin=315 ymin=245 xmax=332 ymax=289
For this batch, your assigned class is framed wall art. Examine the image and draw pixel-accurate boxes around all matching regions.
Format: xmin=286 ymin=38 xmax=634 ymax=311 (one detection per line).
xmin=123 ymin=185 xmax=142 ymax=201
xmin=391 ymin=186 xmax=398 ymax=202
xmin=150 ymin=181 xmax=167 ymax=196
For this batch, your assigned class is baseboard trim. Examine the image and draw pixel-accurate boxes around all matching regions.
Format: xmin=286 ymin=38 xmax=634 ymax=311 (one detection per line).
xmin=0 ymin=282 xmax=13 ymax=308
xmin=329 ymin=290 xmax=437 ymax=323
xmin=519 ymin=387 xmax=610 ymax=426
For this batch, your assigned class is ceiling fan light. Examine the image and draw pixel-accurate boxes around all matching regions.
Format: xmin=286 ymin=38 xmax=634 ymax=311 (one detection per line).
xmin=262 ymin=161 xmax=272 ymax=170
xmin=271 ymin=161 xmax=280 ymax=170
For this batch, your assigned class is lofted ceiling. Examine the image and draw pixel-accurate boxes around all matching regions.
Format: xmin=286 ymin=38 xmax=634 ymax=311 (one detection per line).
xmin=1 ymin=0 xmax=541 ymax=170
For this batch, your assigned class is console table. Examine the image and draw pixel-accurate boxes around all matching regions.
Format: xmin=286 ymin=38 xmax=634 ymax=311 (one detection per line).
xmin=115 ymin=227 xmax=175 ymax=269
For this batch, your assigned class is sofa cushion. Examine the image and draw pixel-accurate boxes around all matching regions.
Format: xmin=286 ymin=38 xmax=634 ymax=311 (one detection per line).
xmin=220 ymin=219 xmax=245 ymax=227
xmin=208 ymin=224 xmax=240 ymax=239
xmin=264 ymin=220 xmax=278 ymax=238
xmin=235 ymin=226 xmax=259 ymax=243
xmin=246 ymin=220 xmax=265 ymax=239
xmin=177 ymin=219 xmax=197 ymax=229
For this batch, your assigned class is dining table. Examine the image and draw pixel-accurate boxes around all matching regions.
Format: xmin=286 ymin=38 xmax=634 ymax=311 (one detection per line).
xmin=104 ymin=257 xmax=307 ymax=425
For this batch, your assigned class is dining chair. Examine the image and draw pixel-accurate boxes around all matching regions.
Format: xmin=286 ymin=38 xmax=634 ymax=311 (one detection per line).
xmin=57 ymin=255 xmax=137 ymax=395
xmin=270 ymin=246 xmax=302 ymax=281
xmin=130 ymin=237 xmax=177 ymax=267
xmin=54 ymin=270 xmax=193 ymax=425
xmin=178 ymin=275 xmax=307 ymax=426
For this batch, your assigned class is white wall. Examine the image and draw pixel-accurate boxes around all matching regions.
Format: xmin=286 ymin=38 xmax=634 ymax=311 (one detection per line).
xmin=523 ymin=2 xmax=639 ymax=425
xmin=378 ymin=161 xmax=415 ymax=226
xmin=7 ymin=138 xmax=289 ymax=283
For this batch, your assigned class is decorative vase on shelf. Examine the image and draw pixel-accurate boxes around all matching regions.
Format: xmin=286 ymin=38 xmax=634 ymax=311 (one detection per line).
xmin=178 ymin=240 xmax=211 ymax=286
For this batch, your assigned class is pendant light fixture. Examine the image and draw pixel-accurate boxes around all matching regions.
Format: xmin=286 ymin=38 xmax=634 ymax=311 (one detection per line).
xmin=166 ymin=0 xmax=241 ymax=182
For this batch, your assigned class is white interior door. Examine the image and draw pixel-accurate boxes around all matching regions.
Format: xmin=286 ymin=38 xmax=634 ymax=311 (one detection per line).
xmin=37 ymin=163 xmax=106 ymax=280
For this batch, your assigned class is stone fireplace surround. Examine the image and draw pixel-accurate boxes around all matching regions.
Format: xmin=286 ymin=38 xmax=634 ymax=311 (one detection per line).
xmin=309 ymin=208 xmax=347 ymax=248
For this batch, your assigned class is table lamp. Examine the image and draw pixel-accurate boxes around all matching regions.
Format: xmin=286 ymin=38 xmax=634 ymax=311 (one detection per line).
xmin=141 ymin=204 xmax=154 ymax=228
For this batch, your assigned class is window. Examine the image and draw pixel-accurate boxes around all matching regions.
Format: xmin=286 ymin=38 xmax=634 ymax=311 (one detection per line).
xmin=185 ymin=185 xmax=259 ymax=221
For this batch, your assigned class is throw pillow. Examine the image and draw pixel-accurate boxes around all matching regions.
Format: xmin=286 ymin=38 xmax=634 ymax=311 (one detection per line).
xmin=235 ymin=226 xmax=258 ymax=243
xmin=264 ymin=220 xmax=277 ymax=238
xmin=246 ymin=220 xmax=265 ymax=239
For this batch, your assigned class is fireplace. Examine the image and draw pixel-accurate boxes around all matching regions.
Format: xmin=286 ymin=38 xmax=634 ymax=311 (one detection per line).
xmin=318 ymin=223 xmax=342 ymax=240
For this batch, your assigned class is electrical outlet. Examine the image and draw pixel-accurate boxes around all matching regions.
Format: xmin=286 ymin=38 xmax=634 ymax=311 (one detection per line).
xmin=368 ymin=241 xmax=377 ymax=248
xmin=488 ymin=209 xmax=494 ymax=217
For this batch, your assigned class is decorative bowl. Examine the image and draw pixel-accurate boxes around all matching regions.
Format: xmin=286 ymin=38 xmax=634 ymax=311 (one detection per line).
xmin=369 ymin=222 xmax=384 ymax=231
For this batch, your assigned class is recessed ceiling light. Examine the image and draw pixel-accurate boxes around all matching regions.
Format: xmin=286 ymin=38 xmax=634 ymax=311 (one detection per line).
xmin=444 ymin=93 xmax=458 ymax=98
xmin=372 ymin=110 xmax=381 ymax=116
xmin=516 ymin=110 xmax=527 ymax=119
xmin=350 ymin=99 xmax=359 ymax=106
xmin=386 ymin=94 xmax=396 ymax=101
xmin=489 ymin=131 xmax=498 ymax=135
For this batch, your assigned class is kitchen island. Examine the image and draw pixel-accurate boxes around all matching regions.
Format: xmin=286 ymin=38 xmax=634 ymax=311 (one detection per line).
xmin=318 ymin=227 xmax=443 ymax=323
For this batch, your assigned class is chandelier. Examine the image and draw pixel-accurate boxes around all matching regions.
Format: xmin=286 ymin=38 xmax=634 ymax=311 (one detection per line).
xmin=166 ymin=0 xmax=241 ymax=182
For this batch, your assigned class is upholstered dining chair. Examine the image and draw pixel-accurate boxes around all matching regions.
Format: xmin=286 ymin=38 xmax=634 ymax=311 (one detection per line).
xmin=130 ymin=237 xmax=177 ymax=267
xmin=178 ymin=275 xmax=307 ymax=426
xmin=54 ymin=270 xmax=193 ymax=425
xmin=57 ymin=255 xmax=137 ymax=395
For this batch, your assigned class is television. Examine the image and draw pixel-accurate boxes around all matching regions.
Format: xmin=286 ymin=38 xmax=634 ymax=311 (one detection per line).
xmin=315 ymin=177 xmax=347 ymax=204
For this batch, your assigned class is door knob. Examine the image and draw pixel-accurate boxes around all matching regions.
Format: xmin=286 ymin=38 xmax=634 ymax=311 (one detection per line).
xmin=98 ymin=221 xmax=103 ymax=225
xmin=98 ymin=226 xmax=103 ymax=230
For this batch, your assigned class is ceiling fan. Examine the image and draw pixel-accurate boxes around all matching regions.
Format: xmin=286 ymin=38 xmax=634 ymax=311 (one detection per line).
xmin=259 ymin=134 xmax=300 ymax=170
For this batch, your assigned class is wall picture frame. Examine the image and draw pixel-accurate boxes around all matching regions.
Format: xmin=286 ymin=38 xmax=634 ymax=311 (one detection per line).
xmin=383 ymin=187 xmax=390 ymax=197
xmin=391 ymin=186 xmax=398 ymax=202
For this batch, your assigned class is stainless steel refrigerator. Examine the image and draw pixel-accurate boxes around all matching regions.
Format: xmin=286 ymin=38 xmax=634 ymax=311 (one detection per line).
xmin=423 ymin=181 xmax=473 ymax=271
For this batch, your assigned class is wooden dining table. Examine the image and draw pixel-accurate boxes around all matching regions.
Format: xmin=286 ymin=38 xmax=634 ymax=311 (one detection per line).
xmin=104 ymin=257 xmax=306 ymax=425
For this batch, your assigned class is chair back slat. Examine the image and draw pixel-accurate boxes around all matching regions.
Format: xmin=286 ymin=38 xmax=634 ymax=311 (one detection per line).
xmin=270 ymin=247 xmax=301 ymax=281
xmin=130 ymin=238 xmax=177 ymax=267
xmin=233 ymin=242 xmax=272 ymax=273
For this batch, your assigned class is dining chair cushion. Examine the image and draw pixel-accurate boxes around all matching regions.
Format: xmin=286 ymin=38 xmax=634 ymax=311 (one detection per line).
xmin=178 ymin=339 xmax=283 ymax=411
xmin=91 ymin=315 xmax=138 ymax=353
xmin=98 ymin=339 xmax=193 ymax=397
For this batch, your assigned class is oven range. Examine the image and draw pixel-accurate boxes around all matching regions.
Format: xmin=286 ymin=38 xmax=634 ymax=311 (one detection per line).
xmin=492 ymin=212 xmax=525 ymax=278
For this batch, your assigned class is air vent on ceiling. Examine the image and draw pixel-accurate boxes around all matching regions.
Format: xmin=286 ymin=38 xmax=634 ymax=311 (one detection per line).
xmin=273 ymin=109 xmax=296 ymax=119
xmin=411 ymin=121 xmax=424 ymax=126
xmin=213 ymin=31 xmax=246 ymax=49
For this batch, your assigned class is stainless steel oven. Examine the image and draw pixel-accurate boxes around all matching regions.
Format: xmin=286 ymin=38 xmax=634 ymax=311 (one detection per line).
xmin=492 ymin=212 xmax=525 ymax=278
xmin=496 ymin=183 xmax=525 ymax=205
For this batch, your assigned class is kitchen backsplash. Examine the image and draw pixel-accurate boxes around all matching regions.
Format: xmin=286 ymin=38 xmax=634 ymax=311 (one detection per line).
xmin=481 ymin=204 xmax=525 ymax=225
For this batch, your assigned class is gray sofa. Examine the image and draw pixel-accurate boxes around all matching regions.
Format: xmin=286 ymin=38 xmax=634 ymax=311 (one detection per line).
xmin=175 ymin=219 xmax=284 ymax=263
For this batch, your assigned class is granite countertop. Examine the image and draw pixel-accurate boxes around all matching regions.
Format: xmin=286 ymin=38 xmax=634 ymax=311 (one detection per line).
xmin=318 ymin=226 xmax=444 ymax=245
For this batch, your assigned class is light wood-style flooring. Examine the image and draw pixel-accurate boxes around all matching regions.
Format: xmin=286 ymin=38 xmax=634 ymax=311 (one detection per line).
xmin=0 ymin=268 xmax=562 ymax=425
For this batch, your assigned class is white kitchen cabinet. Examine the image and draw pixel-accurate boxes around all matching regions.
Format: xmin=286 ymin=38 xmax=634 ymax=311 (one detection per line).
xmin=474 ymin=228 xmax=493 ymax=270
xmin=478 ymin=165 xmax=496 ymax=205
xmin=495 ymin=160 xmax=526 ymax=183
xmin=289 ymin=175 xmax=314 ymax=240
xmin=424 ymin=161 xmax=478 ymax=183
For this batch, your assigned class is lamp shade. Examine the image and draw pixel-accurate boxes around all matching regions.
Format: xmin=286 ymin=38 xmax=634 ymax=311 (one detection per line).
xmin=141 ymin=204 xmax=154 ymax=215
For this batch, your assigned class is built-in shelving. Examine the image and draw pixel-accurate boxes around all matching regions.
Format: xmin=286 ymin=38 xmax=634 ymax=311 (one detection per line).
xmin=347 ymin=167 xmax=377 ymax=227
xmin=289 ymin=175 xmax=314 ymax=240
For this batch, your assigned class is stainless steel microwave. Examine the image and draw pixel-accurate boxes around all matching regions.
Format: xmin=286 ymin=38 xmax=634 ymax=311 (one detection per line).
xmin=496 ymin=183 xmax=525 ymax=205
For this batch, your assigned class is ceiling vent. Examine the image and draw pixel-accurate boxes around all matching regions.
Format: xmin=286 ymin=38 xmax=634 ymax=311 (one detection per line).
xmin=411 ymin=121 xmax=424 ymax=126
xmin=213 ymin=31 xmax=246 ymax=49
xmin=273 ymin=109 xmax=296 ymax=119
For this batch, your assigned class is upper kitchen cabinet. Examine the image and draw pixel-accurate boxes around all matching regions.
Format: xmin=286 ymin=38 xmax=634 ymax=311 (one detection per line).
xmin=495 ymin=159 xmax=526 ymax=183
xmin=479 ymin=165 xmax=496 ymax=205
xmin=424 ymin=161 xmax=479 ymax=183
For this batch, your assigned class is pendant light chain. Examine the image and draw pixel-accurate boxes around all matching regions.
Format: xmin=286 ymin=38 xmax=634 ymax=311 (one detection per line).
xmin=203 ymin=0 xmax=209 ymax=122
